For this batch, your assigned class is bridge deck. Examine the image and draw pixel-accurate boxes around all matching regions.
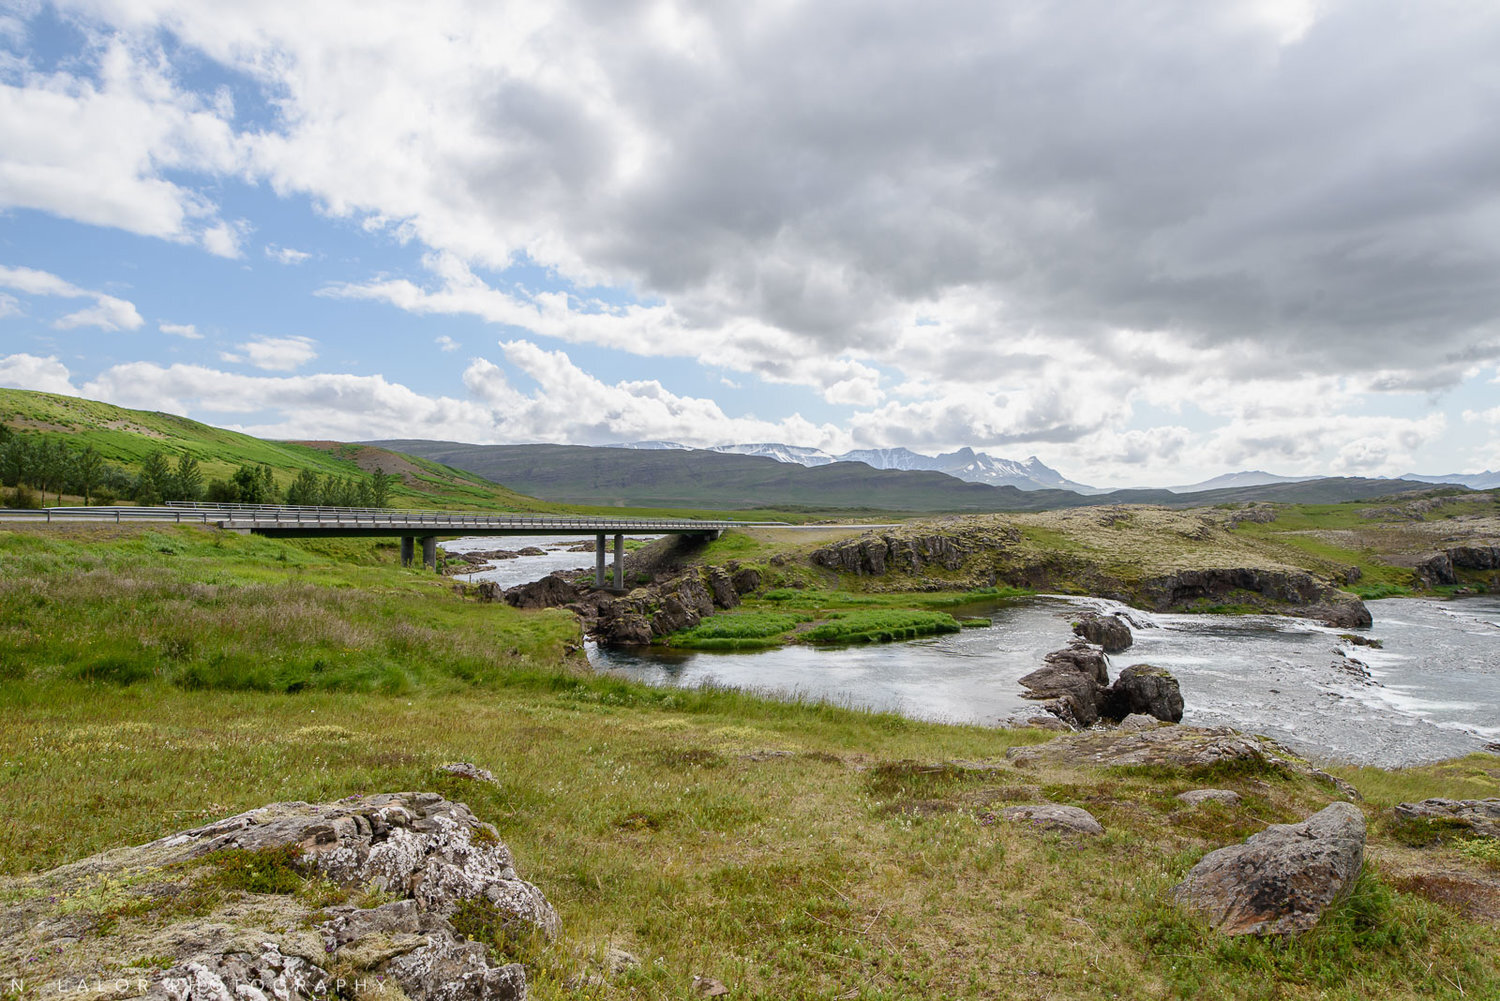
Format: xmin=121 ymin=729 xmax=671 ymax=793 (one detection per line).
xmin=0 ymin=504 xmax=772 ymax=579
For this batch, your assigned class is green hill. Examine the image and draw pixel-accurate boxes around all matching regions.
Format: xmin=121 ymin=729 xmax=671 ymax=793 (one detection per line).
xmin=0 ymin=389 xmax=545 ymax=511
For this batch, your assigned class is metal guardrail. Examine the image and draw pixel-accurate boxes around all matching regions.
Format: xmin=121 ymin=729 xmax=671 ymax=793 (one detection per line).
xmin=0 ymin=504 xmax=774 ymax=532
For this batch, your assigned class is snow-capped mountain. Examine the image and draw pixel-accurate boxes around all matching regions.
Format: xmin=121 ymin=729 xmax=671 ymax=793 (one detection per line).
xmin=614 ymin=440 xmax=692 ymax=450
xmin=1167 ymin=471 xmax=1320 ymax=493
xmin=610 ymin=439 xmax=1096 ymax=492
xmin=709 ymin=443 xmax=837 ymax=466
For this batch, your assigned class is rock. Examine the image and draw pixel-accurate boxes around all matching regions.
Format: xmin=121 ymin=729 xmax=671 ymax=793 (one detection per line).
xmin=692 ymin=976 xmax=731 ymax=996
xmin=1394 ymin=799 xmax=1500 ymax=838
xmin=702 ymin=566 xmax=741 ymax=609
xmin=810 ymin=533 xmax=972 ymax=576
xmin=729 ymin=567 xmax=762 ymax=594
xmin=438 ymin=761 xmax=497 ymax=784
xmin=605 ymin=948 xmax=641 ymax=975
xmin=1177 ymin=789 xmax=1242 ymax=807
xmin=1006 ymin=723 xmax=1361 ymax=801
xmin=475 ymin=581 xmax=503 ymax=603
xmin=1018 ymin=641 xmax=1111 ymax=727
xmin=504 ymin=573 xmax=579 ymax=609
xmin=1000 ymin=711 xmax=1074 ymax=732
xmin=1171 ymin=802 xmax=1366 ymax=936
xmin=996 ymin=804 xmax=1104 ymax=835
xmin=1416 ymin=552 xmax=1457 ymax=586
xmin=1117 ymin=713 xmax=1163 ymax=731
xmin=1136 ymin=567 xmax=1372 ymax=628
xmin=3 ymin=794 xmax=556 ymax=1001
xmin=1072 ymin=612 xmax=1133 ymax=653
xmin=1103 ymin=664 xmax=1185 ymax=723
xmin=1447 ymin=545 xmax=1500 ymax=570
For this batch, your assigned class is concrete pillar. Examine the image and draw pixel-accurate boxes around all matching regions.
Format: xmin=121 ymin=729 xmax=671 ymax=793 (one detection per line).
xmin=421 ymin=536 xmax=437 ymax=571
xmin=613 ymin=533 xmax=624 ymax=590
xmin=595 ymin=533 xmax=606 ymax=587
xmin=400 ymin=536 xmax=415 ymax=567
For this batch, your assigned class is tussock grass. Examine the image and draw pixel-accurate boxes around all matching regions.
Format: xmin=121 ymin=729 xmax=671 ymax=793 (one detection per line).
xmin=801 ymin=609 xmax=961 ymax=644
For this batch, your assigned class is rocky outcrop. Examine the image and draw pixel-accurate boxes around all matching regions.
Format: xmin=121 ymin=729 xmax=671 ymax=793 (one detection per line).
xmin=1136 ymin=567 xmax=1372 ymax=628
xmin=1177 ymin=789 xmax=1242 ymax=807
xmin=1416 ymin=552 xmax=1456 ymax=586
xmin=504 ymin=573 xmax=579 ymax=609
xmin=995 ymin=804 xmax=1104 ymax=835
xmin=1171 ymin=802 xmax=1366 ymax=937
xmin=1101 ymin=664 xmax=1184 ymax=723
xmin=589 ymin=567 xmax=745 ymax=646
xmin=810 ymin=533 xmax=973 ymax=576
xmin=1019 ymin=642 xmax=1184 ymax=727
xmin=1007 ymin=724 xmax=1362 ymax=802
xmin=1072 ymin=612 xmax=1132 ymax=652
xmin=3 ymin=794 xmax=556 ymax=1001
xmin=1394 ymin=798 xmax=1500 ymax=838
xmin=1447 ymin=545 xmax=1500 ymax=571
xmin=730 ymin=566 xmax=763 ymax=595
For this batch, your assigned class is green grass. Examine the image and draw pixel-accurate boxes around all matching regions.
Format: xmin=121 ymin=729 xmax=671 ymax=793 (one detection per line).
xmin=667 ymin=611 xmax=812 ymax=650
xmin=800 ymin=609 xmax=961 ymax=644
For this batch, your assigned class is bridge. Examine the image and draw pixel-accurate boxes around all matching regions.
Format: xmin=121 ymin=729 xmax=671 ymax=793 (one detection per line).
xmin=0 ymin=503 xmax=766 ymax=589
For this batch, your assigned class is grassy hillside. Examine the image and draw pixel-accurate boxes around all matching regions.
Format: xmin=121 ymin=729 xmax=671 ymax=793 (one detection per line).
xmin=0 ymin=389 xmax=546 ymax=511
xmin=1 ymin=523 xmax=1497 ymax=999
xmin=374 ymin=439 xmax=1460 ymax=514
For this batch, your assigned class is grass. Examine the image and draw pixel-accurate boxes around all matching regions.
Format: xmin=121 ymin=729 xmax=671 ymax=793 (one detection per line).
xmin=667 ymin=611 xmax=813 ymax=650
xmin=800 ymin=609 xmax=961 ymax=644
xmin=3 ymin=522 xmax=1500 ymax=999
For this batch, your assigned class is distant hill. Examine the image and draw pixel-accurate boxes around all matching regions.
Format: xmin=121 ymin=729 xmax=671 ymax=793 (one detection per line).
xmin=1403 ymin=471 xmax=1500 ymax=490
xmin=1167 ymin=470 xmax=1321 ymax=493
xmin=371 ymin=439 xmax=1465 ymax=513
xmin=0 ymin=388 xmax=545 ymax=511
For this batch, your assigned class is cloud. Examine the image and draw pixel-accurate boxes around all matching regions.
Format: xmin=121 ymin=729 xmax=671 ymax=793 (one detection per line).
xmin=235 ymin=335 xmax=319 ymax=371
xmin=0 ymin=352 xmax=80 ymax=395
xmin=265 ymin=244 xmax=312 ymax=265
xmin=0 ymin=292 xmax=18 ymax=319
xmin=160 ymin=321 xmax=202 ymax=339
xmin=202 ymin=220 xmax=248 ymax=258
xmin=434 ymin=334 xmax=459 ymax=352
xmin=0 ymin=264 xmax=144 ymax=331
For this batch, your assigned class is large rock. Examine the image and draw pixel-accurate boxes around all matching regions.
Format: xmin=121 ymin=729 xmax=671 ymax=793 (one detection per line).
xmin=997 ymin=804 xmax=1104 ymax=835
xmin=504 ymin=574 xmax=579 ymax=609
xmin=2 ymin=794 xmax=556 ymax=1001
xmin=1171 ymin=802 xmax=1366 ymax=937
xmin=1416 ymin=553 xmax=1457 ymax=587
xmin=1447 ymin=545 xmax=1500 ymax=571
xmin=729 ymin=566 xmax=762 ymax=594
xmin=1103 ymin=664 xmax=1185 ymax=723
xmin=1394 ymin=798 xmax=1500 ymax=837
xmin=1072 ymin=612 xmax=1133 ymax=653
xmin=810 ymin=533 xmax=972 ymax=576
xmin=1018 ymin=641 xmax=1111 ymax=726
xmin=702 ymin=566 xmax=741 ymax=610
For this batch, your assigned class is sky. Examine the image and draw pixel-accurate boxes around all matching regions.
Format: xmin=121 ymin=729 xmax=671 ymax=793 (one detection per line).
xmin=1 ymin=0 xmax=1498 ymax=489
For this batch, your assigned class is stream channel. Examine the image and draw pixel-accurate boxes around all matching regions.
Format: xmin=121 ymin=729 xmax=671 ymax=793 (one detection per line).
xmin=447 ymin=535 xmax=1500 ymax=767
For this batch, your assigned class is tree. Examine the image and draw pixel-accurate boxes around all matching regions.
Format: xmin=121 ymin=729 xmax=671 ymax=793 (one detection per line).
xmin=37 ymin=438 xmax=73 ymax=504
xmin=371 ymin=468 xmax=391 ymax=508
xmin=355 ymin=478 xmax=374 ymax=507
xmin=286 ymin=468 xmax=321 ymax=505
xmin=173 ymin=453 xmax=203 ymax=502
xmin=75 ymin=447 xmax=103 ymax=506
xmin=137 ymin=451 xmax=172 ymax=506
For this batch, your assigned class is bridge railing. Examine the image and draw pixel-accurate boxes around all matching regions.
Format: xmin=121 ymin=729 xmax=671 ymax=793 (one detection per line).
xmin=3 ymin=503 xmax=769 ymax=531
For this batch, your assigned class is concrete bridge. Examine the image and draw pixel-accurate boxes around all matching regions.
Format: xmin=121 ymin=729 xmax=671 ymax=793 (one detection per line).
xmin=0 ymin=503 xmax=764 ymax=589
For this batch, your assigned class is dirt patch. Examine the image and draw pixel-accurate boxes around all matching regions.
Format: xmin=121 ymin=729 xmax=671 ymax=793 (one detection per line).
xmin=290 ymin=441 xmax=438 ymax=483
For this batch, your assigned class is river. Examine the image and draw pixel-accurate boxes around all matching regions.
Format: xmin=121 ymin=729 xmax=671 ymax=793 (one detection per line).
xmin=449 ymin=537 xmax=1500 ymax=767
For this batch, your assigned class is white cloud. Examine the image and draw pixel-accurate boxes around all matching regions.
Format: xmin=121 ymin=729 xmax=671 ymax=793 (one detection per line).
xmin=265 ymin=243 xmax=311 ymax=265
xmin=236 ymin=335 xmax=319 ymax=371
xmin=0 ymin=292 xmax=18 ymax=318
xmin=159 ymin=321 xmax=202 ymax=339
xmin=434 ymin=334 xmax=459 ymax=352
xmin=0 ymin=353 xmax=80 ymax=395
xmin=202 ymin=220 xmax=248 ymax=258
xmin=1463 ymin=406 xmax=1500 ymax=425
xmin=0 ymin=264 xmax=144 ymax=331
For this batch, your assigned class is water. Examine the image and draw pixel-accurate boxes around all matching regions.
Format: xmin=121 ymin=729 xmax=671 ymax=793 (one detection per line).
xmin=451 ymin=537 xmax=1500 ymax=767
xmin=442 ymin=534 xmax=659 ymax=588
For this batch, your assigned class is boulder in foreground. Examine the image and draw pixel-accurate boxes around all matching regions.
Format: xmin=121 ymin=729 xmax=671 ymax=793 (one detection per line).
xmin=2 ymin=793 xmax=556 ymax=1001
xmin=1171 ymin=802 xmax=1366 ymax=936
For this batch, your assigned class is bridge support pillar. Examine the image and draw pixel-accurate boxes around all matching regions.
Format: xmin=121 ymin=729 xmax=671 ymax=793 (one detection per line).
xmin=595 ymin=533 xmax=606 ymax=587
xmin=400 ymin=536 xmax=415 ymax=567
xmin=613 ymin=533 xmax=624 ymax=590
xmin=421 ymin=536 xmax=437 ymax=571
